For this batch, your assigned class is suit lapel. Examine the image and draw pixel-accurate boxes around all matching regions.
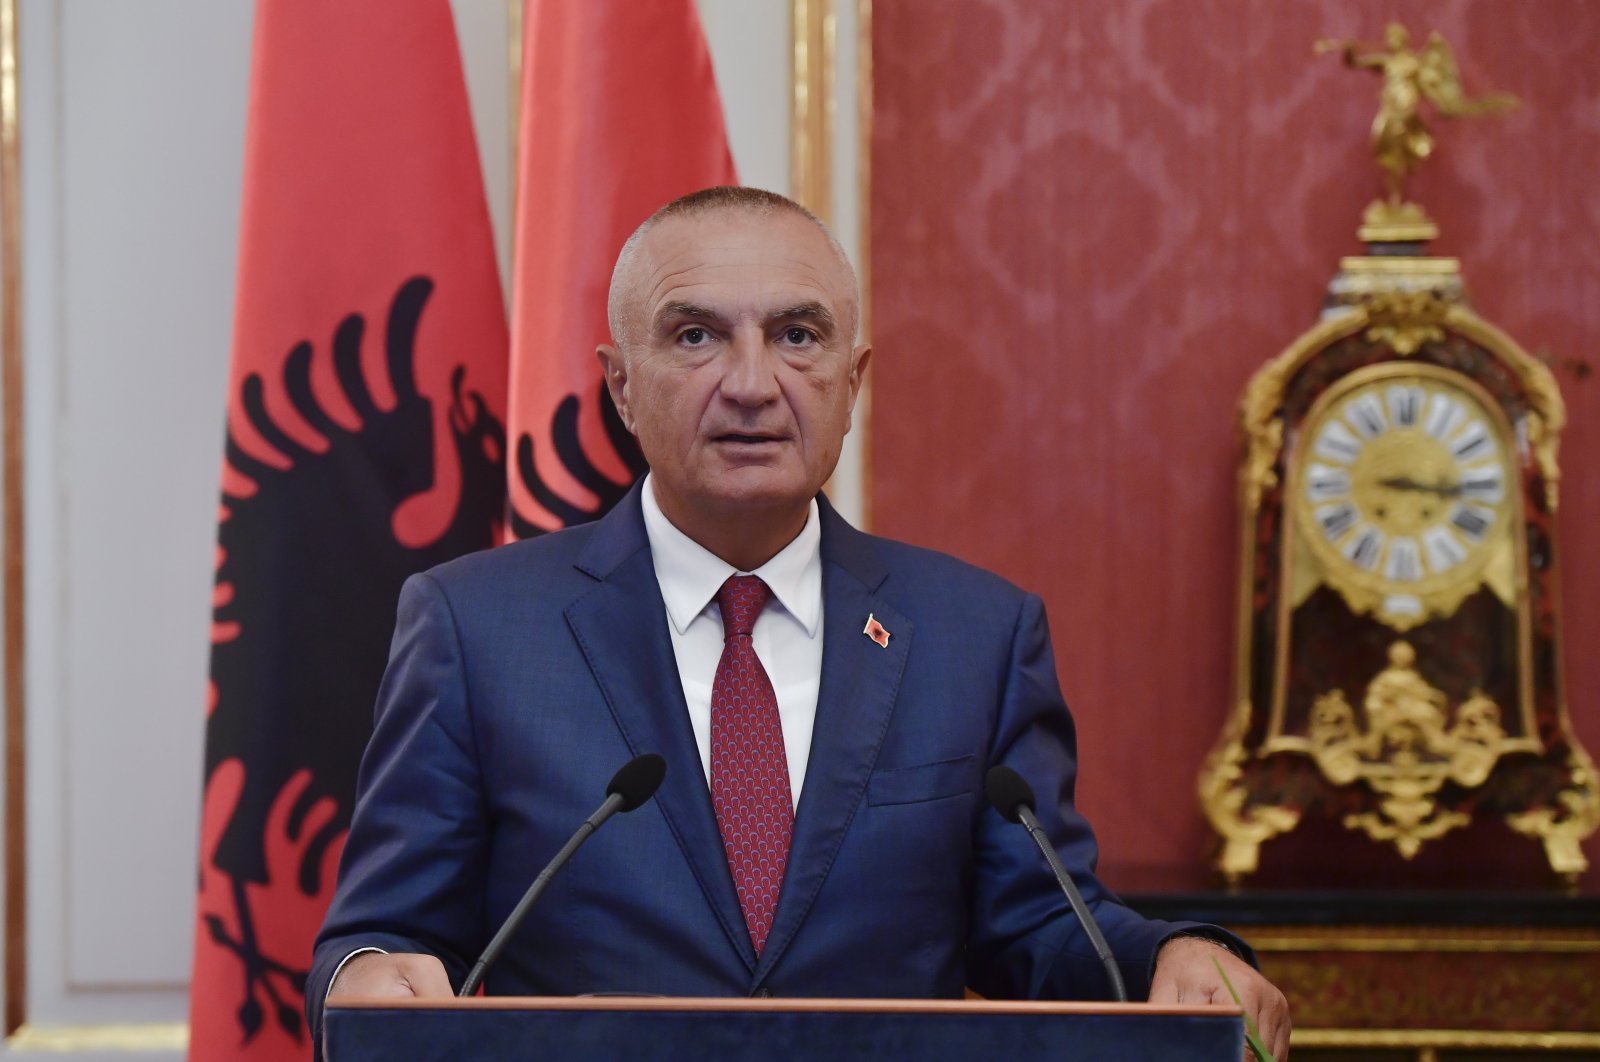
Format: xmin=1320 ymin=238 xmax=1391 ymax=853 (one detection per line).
xmin=754 ymin=502 xmax=912 ymax=984
xmin=564 ymin=487 xmax=756 ymax=972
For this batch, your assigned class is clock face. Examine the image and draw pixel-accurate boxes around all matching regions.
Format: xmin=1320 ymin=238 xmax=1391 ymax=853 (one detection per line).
xmin=1292 ymin=365 xmax=1515 ymax=628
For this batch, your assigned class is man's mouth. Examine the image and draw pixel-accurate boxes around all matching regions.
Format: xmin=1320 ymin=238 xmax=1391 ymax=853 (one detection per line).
xmin=715 ymin=432 xmax=785 ymax=444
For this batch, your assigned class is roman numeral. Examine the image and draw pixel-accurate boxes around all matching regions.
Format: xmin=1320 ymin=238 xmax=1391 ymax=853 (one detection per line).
xmin=1346 ymin=394 xmax=1387 ymax=438
xmin=1451 ymin=420 xmax=1492 ymax=462
xmin=1423 ymin=394 xmax=1466 ymax=441
xmin=1344 ymin=527 xmax=1384 ymax=571
xmin=1314 ymin=421 xmax=1363 ymax=463
xmin=1387 ymin=385 xmax=1423 ymax=428
xmin=1450 ymin=504 xmax=1493 ymax=542
xmin=1384 ymin=537 xmax=1423 ymax=582
xmin=1423 ymin=525 xmax=1467 ymax=572
xmin=1458 ymin=468 xmax=1503 ymax=503
xmin=1317 ymin=503 xmax=1358 ymax=541
xmin=1306 ymin=464 xmax=1351 ymax=502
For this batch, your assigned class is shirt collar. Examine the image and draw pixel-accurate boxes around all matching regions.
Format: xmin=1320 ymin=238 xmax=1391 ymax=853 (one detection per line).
xmin=640 ymin=473 xmax=822 ymax=638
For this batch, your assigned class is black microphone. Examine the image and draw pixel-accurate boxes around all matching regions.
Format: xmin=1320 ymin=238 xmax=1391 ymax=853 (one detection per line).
xmin=458 ymin=753 xmax=666 ymax=997
xmin=985 ymin=765 xmax=1128 ymax=1003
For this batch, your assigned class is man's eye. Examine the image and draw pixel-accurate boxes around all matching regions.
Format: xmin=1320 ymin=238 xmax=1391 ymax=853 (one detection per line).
xmin=783 ymin=327 xmax=815 ymax=345
xmin=679 ymin=327 xmax=709 ymax=345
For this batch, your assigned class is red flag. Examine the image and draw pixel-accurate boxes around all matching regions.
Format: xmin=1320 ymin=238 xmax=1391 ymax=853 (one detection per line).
xmin=507 ymin=0 xmax=737 ymax=536
xmin=189 ymin=4 xmax=507 ymax=1057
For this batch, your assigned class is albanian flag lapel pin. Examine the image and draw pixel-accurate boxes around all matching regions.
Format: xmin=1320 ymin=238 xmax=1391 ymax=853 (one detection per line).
xmin=863 ymin=613 xmax=891 ymax=649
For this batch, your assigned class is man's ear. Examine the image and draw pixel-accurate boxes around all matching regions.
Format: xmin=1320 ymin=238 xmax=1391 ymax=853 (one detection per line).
xmin=596 ymin=344 xmax=635 ymax=433
xmin=847 ymin=343 xmax=872 ymax=411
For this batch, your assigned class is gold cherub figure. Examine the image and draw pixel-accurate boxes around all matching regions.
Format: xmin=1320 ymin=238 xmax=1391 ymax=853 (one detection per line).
xmin=1317 ymin=24 xmax=1518 ymax=207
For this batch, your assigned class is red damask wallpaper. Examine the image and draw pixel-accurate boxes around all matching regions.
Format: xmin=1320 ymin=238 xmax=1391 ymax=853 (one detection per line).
xmin=870 ymin=0 xmax=1600 ymax=890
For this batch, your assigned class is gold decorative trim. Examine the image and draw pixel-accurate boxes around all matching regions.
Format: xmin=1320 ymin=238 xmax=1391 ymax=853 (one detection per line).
xmin=1358 ymin=222 xmax=1439 ymax=244
xmin=6 ymin=1022 xmax=189 ymax=1051
xmin=1292 ymin=1028 xmax=1600 ymax=1050
xmin=1236 ymin=302 xmax=1565 ymax=481
xmin=1265 ymin=937 xmax=1600 ymax=953
xmin=1356 ymin=196 xmax=1440 ymax=243
xmin=1506 ymin=743 xmax=1600 ymax=879
xmin=798 ymin=0 xmax=874 ymax=525
xmin=1362 ymin=290 xmax=1449 ymax=355
xmin=0 ymin=0 xmax=23 ymax=1036
xmin=790 ymin=0 xmax=835 ymax=223
xmin=1197 ymin=698 xmax=1300 ymax=883
xmin=1236 ymin=311 xmax=1370 ymax=515
xmin=1339 ymin=255 xmax=1460 ymax=276
xmin=1444 ymin=306 xmax=1566 ymax=512
xmin=1249 ymin=930 xmax=1600 ymax=954
xmin=855 ymin=0 xmax=872 ymax=532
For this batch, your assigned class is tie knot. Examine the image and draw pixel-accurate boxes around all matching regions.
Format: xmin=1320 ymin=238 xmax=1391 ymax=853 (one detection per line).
xmin=716 ymin=575 xmax=771 ymax=638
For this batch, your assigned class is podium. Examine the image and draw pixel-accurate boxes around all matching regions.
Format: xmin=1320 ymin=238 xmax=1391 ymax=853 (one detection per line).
xmin=325 ymin=996 xmax=1244 ymax=1060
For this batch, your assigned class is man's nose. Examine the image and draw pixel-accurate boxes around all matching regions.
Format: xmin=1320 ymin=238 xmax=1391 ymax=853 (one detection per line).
xmin=719 ymin=329 xmax=781 ymax=406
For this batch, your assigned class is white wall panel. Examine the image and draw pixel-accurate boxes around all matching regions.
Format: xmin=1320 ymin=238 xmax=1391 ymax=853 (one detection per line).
xmin=697 ymin=0 xmax=791 ymax=195
xmin=13 ymin=0 xmax=66 ymax=1037
xmin=55 ymin=0 xmax=250 ymax=993
xmin=450 ymin=0 xmax=514 ymax=293
xmin=15 ymin=0 xmax=252 ymax=1031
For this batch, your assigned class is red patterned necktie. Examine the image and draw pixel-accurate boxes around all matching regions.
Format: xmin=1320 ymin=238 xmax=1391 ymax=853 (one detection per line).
xmin=710 ymin=575 xmax=794 ymax=956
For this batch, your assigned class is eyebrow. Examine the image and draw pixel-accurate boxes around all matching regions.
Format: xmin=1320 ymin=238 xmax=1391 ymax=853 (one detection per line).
xmin=768 ymin=302 xmax=837 ymax=337
xmin=650 ymin=300 xmax=839 ymax=339
xmin=650 ymin=302 xmax=725 ymax=338
xmin=654 ymin=301 xmax=720 ymax=323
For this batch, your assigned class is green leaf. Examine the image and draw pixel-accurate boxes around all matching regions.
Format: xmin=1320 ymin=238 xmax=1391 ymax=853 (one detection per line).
xmin=1212 ymin=955 xmax=1276 ymax=1062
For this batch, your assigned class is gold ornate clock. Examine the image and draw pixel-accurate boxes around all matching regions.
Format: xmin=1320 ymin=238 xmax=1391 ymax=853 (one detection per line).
xmin=1292 ymin=363 xmax=1515 ymax=631
xmin=1198 ymin=26 xmax=1597 ymax=885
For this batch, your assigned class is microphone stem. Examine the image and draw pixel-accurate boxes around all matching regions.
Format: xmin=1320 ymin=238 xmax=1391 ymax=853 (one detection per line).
xmin=458 ymin=792 xmax=625 ymax=997
xmin=1016 ymin=805 xmax=1128 ymax=1003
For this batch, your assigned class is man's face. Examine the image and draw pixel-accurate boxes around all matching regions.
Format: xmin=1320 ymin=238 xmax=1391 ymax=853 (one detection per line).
xmin=600 ymin=209 xmax=869 ymax=529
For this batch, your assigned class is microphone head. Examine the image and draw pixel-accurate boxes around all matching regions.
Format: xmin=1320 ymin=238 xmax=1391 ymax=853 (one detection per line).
xmin=607 ymin=753 xmax=667 ymax=812
xmin=985 ymin=765 xmax=1036 ymax=824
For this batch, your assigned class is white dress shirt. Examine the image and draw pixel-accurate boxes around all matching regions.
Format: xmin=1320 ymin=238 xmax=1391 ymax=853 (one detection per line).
xmin=640 ymin=474 xmax=823 ymax=809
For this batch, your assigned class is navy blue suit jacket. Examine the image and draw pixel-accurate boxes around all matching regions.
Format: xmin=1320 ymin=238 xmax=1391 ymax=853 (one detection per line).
xmin=308 ymin=485 xmax=1244 ymax=1039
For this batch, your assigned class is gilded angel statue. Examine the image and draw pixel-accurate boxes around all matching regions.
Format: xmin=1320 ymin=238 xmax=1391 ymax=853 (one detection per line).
xmin=1317 ymin=24 xmax=1518 ymax=204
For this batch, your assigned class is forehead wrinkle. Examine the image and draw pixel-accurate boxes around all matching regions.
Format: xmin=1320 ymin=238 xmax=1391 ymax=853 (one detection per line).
xmin=622 ymin=214 xmax=860 ymax=347
xmin=644 ymin=265 xmax=838 ymax=325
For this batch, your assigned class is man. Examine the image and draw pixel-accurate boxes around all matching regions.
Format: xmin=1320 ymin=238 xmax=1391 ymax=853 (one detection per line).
xmin=310 ymin=187 xmax=1291 ymax=1058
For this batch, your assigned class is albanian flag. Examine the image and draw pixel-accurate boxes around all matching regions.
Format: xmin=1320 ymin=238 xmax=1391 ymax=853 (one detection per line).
xmin=188 ymin=3 xmax=507 ymax=1057
xmin=508 ymin=0 xmax=737 ymax=537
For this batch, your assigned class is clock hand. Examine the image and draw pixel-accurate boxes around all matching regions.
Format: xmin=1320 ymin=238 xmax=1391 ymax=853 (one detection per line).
xmin=1377 ymin=475 xmax=1463 ymax=499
